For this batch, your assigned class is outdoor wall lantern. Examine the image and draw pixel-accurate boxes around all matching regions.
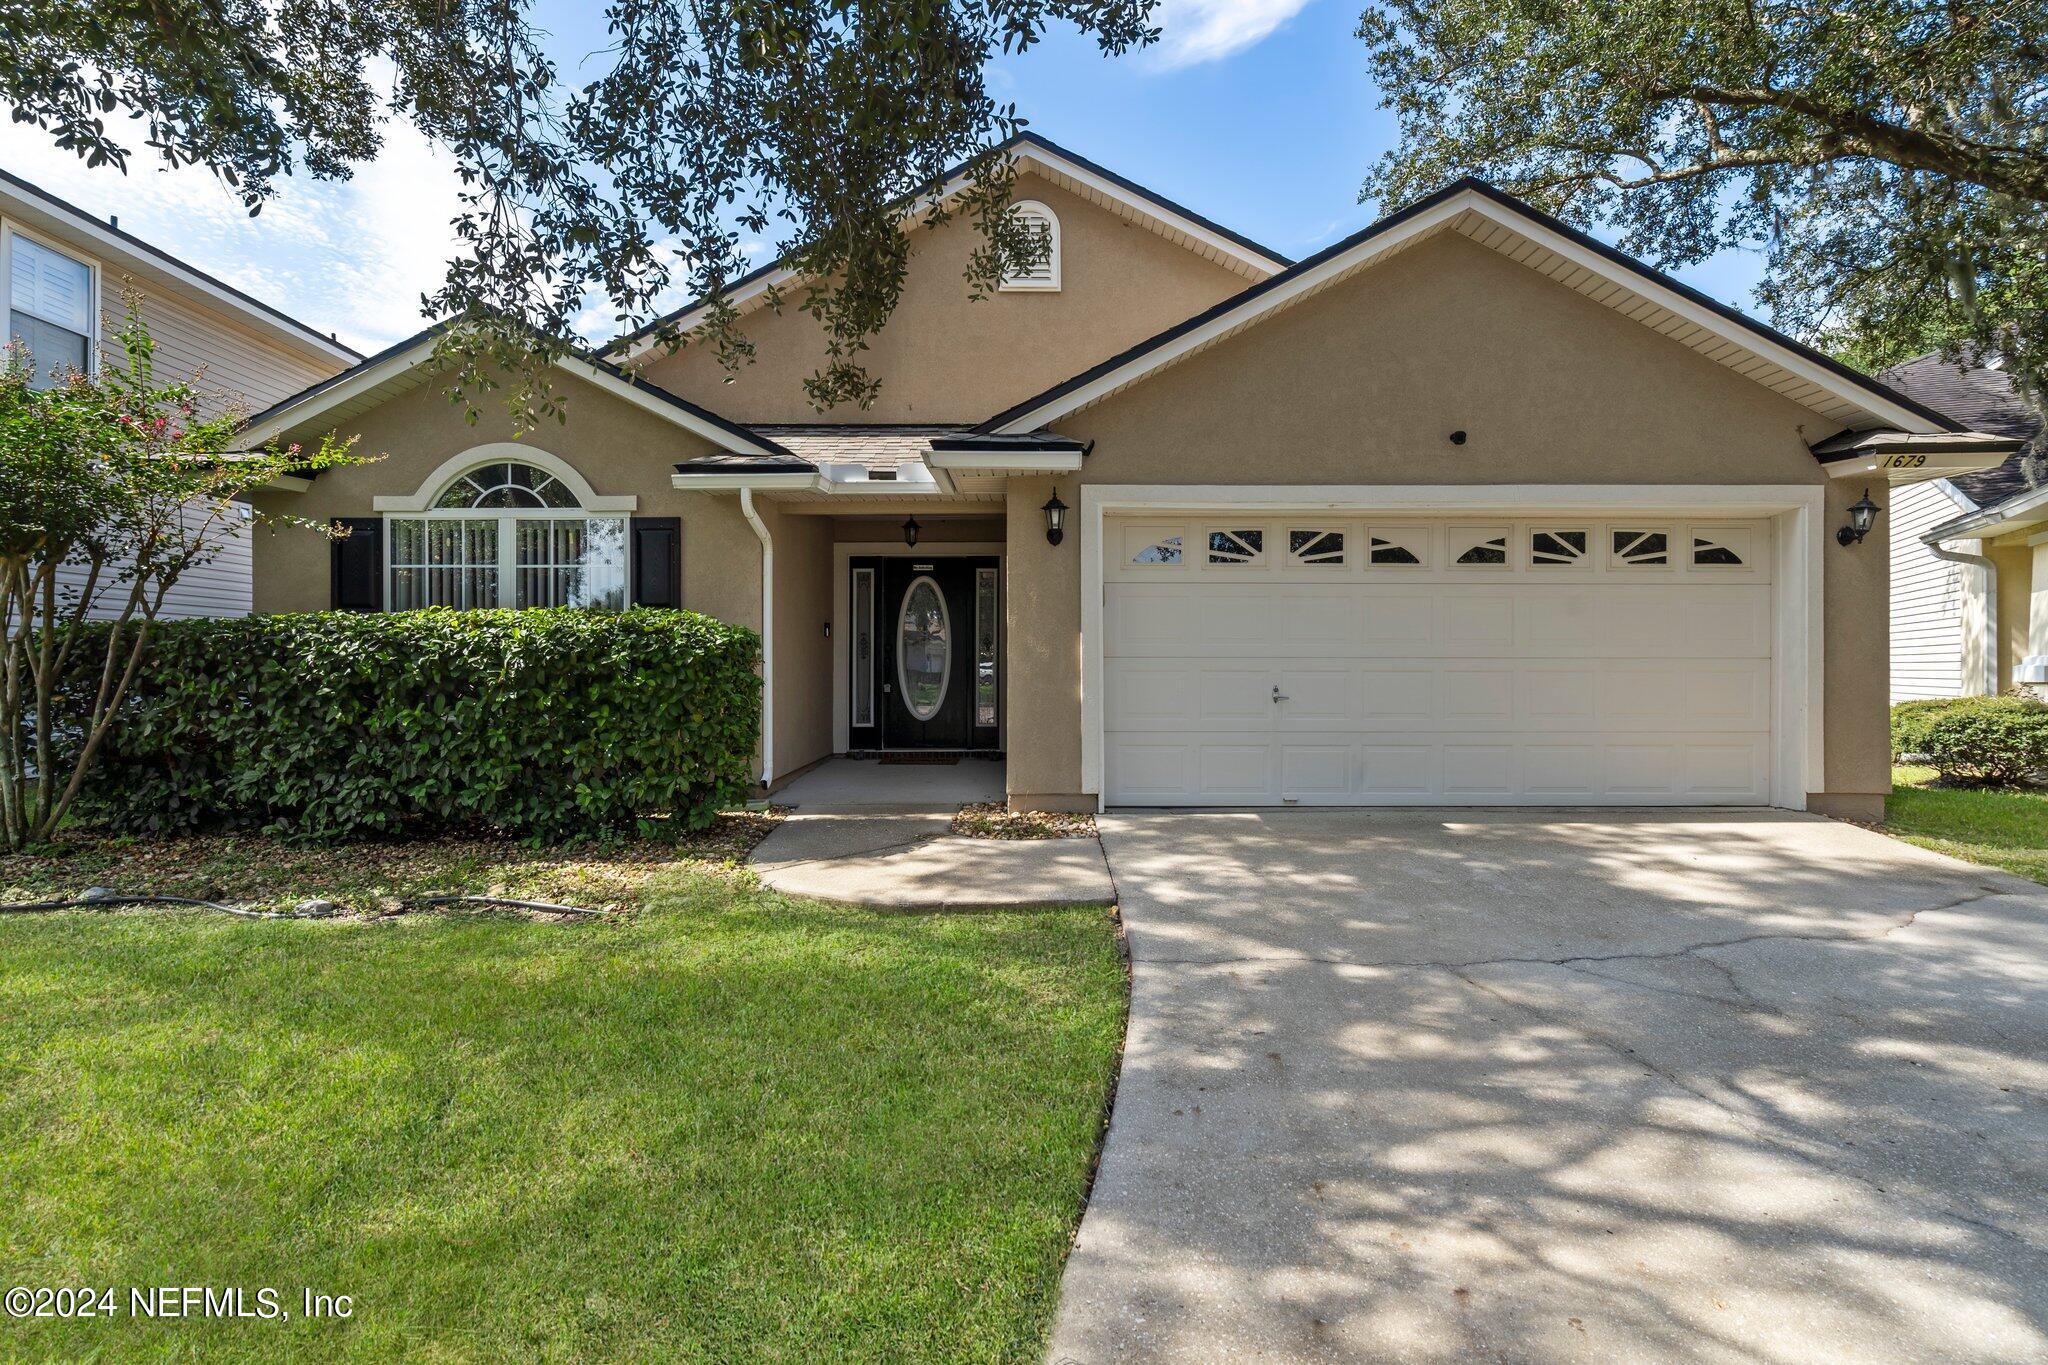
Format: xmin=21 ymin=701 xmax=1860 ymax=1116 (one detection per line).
xmin=1837 ymin=489 xmax=1881 ymax=547
xmin=901 ymin=515 xmax=921 ymax=548
xmin=1042 ymin=489 xmax=1069 ymax=547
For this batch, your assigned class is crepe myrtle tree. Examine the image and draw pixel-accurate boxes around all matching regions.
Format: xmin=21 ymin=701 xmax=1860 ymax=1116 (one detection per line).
xmin=0 ymin=304 xmax=361 ymax=850
xmin=1355 ymin=0 xmax=2048 ymax=417
xmin=2 ymin=0 xmax=1155 ymax=420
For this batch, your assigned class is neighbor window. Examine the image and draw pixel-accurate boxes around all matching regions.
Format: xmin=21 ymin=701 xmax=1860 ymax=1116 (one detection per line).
xmin=387 ymin=460 xmax=626 ymax=610
xmin=8 ymin=233 xmax=93 ymax=389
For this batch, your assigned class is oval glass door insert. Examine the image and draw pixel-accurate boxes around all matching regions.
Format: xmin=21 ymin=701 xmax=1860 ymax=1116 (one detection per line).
xmin=897 ymin=575 xmax=951 ymax=720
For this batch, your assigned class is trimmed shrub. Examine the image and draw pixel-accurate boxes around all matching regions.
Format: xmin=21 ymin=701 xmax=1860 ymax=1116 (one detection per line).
xmin=1891 ymin=697 xmax=1969 ymax=760
xmin=60 ymin=608 xmax=760 ymax=840
xmin=1898 ymin=694 xmax=2048 ymax=786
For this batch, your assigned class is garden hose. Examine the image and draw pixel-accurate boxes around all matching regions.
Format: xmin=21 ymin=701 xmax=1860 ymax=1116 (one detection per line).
xmin=0 ymin=888 xmax=603 ymax=918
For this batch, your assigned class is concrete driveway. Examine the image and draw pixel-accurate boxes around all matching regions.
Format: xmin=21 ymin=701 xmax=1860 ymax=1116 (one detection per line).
xmin=1053 ymin=810 xmax=2048 ymax=1363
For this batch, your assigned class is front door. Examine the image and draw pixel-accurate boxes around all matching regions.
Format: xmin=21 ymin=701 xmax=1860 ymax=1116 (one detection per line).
xmin=849 ymin=556 xmax=1000 ymax=750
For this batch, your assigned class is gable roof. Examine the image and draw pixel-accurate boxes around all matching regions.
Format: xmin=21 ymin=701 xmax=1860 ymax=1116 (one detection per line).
xmin=605 ymin=132 xmax=1291 ymax=362
xmin=1879 ymin=351 xmax=2043 ymax=508
xmin=235 ymin=320 xmax=790 ymax=459
xmin=977 ymin=178 xmax=1965 ymax=440
xmin=0 ymin=167 xmax=359 ymax=368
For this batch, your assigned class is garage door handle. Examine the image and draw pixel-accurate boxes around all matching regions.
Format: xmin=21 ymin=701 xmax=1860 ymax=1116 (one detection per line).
xmin=1272 ymin=686 xmax=1289 ymax=703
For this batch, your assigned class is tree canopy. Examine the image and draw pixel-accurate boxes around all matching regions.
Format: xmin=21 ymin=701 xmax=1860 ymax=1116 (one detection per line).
xmin=2 ymin=0 xmax=1158 ymax=415
xmin=1356 ymin=0 xmax=2048 ymax=414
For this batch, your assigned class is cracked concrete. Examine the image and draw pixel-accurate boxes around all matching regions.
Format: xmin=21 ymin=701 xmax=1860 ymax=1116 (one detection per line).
xmin=748 ymin=811 xmax=1115 ymax=910
xmin=1051 ymin=809 xmax=2048 ymax=1363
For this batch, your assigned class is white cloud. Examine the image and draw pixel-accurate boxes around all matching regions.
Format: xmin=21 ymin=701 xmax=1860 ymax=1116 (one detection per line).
xmin=1148 ymin=0 xmax=1316 ymax=67
xmin=0 ymin=111 xmax=467 ymax=354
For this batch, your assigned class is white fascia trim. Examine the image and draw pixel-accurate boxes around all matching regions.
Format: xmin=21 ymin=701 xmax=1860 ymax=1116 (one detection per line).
xmin=238 ymin=343 xmax=782 ymax=461
xmin=610 ymin=147 xmax=1287 ymax=362
xmin=993 ymin=189 xmax=1947 ymax=436
xmin=670 ymin=472 xmax=824 ymax=493
xmin=1932 ymin=478 xmax=1980 ymax=513
xmin=550 ymin=355 xmax=784 ymax=459
xmin=1925 ymin=484 xmax=2048 ymax=541
xmin=236 ymin=334 xmax=444 ymax=450
xmin=1079 ymin=484 xmax=1826 ymax=813
xmin=926 ymin=450 xmax=1084 ymax=474
xmin=375 ymin=442 xmax=638 ymax=513
xmin=1018 ymin=149 xmax=1287 ymax=276
xmin=0 ymin=188 xmax=357 ymax=367
xmin=1822 ymin=449 xmax=2012 ymax=482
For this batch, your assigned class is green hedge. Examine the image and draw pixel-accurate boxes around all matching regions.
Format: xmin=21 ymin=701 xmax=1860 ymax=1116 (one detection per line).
xmin=1890 ymin=695 xmax=2048 ymax=786
xmin=62 ymin=609 xmax=760 ymax=840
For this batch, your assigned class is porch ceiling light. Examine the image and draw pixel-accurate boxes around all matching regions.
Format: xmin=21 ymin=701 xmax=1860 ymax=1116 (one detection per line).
xmin=901 ymin=515 xmax=922 ymax=548
xmin=1042 ymin=490 xmax=1069 ymax=547
xmin=1837 ymin=489 xmax=1881 ymax=547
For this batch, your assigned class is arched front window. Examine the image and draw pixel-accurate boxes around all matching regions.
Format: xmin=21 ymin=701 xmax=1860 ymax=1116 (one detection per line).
xmin=387 ymin=458 xmax=628 ymax=611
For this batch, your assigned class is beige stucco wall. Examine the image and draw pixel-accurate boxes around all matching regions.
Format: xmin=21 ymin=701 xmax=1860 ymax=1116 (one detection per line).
xmin=635 ymin=172 xmax=1253 ymax=424
xmin=1991 ymin=540 xmax=2034 ymax=691
xmin=1004 ymin=231 xmax=1887 ymax=813
xmin=248 ymin=368 xmax=755 ymax=619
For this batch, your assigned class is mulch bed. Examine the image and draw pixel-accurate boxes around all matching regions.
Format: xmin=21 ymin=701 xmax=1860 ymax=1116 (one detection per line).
xmin=949 ymin=802 xmax=1098 ymax=840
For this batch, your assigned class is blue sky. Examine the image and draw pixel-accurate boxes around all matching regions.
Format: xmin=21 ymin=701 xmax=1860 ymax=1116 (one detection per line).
xmin=1 ymin=0 xmax=1767 ymax=356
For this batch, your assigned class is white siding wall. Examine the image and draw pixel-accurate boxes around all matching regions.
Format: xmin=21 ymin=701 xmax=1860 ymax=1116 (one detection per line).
xmin=50 ymin=507 xmax=255 ymax=623
xmin=3 ymin=214 xmax=343 ymax=621
xmin=1889 ymin=479 xmax=1980 ymax=702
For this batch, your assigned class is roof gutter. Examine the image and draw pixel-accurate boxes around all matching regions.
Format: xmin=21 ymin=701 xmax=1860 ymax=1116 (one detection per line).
xmin=740 ymin=489 xmax=774 ymax=790
xmin=1924 ymin=483 xmax=2048 ymax=541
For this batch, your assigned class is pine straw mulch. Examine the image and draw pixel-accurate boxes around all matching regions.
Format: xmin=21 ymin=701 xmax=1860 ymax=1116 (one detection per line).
xmin=949 ymin=803 xmax=1098 ymax=840
xmin=0 ymin=809 xmax=784 ymax=918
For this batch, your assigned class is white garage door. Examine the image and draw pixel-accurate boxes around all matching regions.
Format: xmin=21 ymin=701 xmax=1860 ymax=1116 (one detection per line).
xmin=1103 ymin=516 xmax=1774 ymax=806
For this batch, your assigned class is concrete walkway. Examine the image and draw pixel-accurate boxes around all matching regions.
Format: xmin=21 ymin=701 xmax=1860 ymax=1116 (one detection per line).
xmin=750 ymin=758 xmax=1112 ymax=909
xmin=1053 ymin=809 xmax=2048 ymax=1363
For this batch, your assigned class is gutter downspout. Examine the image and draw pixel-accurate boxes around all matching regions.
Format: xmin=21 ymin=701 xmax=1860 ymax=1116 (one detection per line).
xmin=740 ymin=489 xmax=774 ymax=788
xmin=1925 ymin=535 xmax=2000 ymax=694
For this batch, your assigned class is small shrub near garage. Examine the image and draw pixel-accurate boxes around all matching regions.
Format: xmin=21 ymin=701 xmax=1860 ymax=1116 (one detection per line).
xmin=1892 ymin=695 xmax=2048 ymax=787
xmin=62 ymin=608 xmax=760 ymax=841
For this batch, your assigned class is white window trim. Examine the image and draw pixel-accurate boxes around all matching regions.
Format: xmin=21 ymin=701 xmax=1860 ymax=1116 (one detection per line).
xmin=380 ymin=446 xmax=635 ymax=611
xmin=2 ymin=218 xmax=101 ymax=378
xmin=998 ymin=201 xmax=1061 ymax=292
xmin=373 ymin=443 xmax=638 ymax=513
xmin=1079 ymin=484 xmax=1826 ymax=813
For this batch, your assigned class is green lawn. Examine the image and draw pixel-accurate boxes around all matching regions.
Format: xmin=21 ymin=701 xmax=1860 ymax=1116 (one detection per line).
xmin=0 ymin=836 xmax=1125 ymax=1361
xmin=1888 ymin=764 xmax=2048 ymax=885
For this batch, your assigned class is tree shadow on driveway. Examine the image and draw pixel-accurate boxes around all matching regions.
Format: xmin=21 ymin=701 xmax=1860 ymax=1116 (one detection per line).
xmin=1053 ymin=810 xmax=2048 ymax=1363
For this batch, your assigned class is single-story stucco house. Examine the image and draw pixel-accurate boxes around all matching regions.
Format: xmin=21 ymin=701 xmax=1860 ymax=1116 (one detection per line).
xmin=1884 ymin=352 xmax=2046 ymax=702
xmin=235 ymin=134 xmax=2026 ymax=820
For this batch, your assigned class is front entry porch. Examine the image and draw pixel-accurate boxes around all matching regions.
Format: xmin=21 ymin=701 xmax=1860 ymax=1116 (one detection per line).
xmin=772 ymin=756 xmax=1005 ymax=811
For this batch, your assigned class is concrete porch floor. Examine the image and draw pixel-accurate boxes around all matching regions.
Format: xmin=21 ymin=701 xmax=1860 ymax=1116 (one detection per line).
xmin=770 ymin=755 xmax=1006 ymax=812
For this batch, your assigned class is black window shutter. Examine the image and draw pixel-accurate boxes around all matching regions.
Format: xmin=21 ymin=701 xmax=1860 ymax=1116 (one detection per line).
xmin=330 ymin=518 xmax=383 ymax=612
xmin=631 ymin=517 xmax=682 ymax=608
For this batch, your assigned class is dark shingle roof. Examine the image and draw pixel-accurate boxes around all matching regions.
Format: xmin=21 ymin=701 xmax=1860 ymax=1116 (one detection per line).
xmin=1879 ymin=352 xmax=2043 ymax=507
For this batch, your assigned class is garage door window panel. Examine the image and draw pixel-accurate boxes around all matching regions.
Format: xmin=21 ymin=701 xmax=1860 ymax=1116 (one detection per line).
xmin=1124 ymin=523 xmax=1186 ymax=567
xmin=1610 ymin=528 xmax=1672 ymax=569
xmin=1450 ymin=526 xmax=1512 ymax=569
xmin=1689 ymin=525 xmax=1755 ymax=570
xmin=1367 ymin=526 xmax=1428 ymax=568
xmin=1206 ymin=529 xmax=1265 ymax=566
xmin=1530 ymin=528 xmax=1591 ymax=569
xmin=1288 ymin=529 xmax=1347 ymax=567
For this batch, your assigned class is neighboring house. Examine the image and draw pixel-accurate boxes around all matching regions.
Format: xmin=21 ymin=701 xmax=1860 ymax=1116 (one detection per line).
xmin=1883 ymin=352 xmax=2047 ymax=701
xmin=2 ymin=169 xmax=359 ymax=618
xmin=237 ymin=133 xmax=2023 ymax=820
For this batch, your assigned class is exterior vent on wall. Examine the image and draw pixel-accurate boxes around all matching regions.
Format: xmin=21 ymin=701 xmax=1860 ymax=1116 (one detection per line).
xmin=867 ymin=468 xmax=898 ymax=480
